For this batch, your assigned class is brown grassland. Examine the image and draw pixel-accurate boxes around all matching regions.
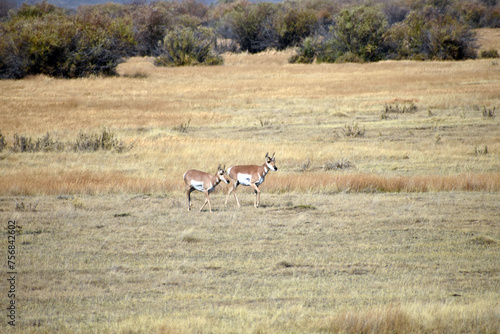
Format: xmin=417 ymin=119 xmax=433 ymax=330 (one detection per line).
xmin=0 ymin=29 xmax=499 ymax=333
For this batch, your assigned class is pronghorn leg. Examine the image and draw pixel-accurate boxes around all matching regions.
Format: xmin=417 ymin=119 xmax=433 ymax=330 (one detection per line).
xmin=225 ymin=186 xmax=233 ymax=207
xmin=250 ymin=183 xmax=260 ymax=208
xmin=225 ymin=182 xmax=241 ymax=207
xmin=200 ymin=191 xmax=212 ymax=213
xmin=187 ymin=187 xmax=195 ymax=211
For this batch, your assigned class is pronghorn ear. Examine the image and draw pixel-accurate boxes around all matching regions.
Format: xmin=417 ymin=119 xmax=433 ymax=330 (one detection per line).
xmin=265 ymin=152 xmax=269 ymax=158
xmin=218 ymin=164 xmax=221 ymax=170
xmin=272 ymin=152 xmax=275 ymax=158
xmin=223 ymin=164 xmax=226 ymax=170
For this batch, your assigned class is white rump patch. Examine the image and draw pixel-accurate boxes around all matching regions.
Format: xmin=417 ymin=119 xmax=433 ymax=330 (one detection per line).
xmin=237 ymin=173 xmax=253 ymax=186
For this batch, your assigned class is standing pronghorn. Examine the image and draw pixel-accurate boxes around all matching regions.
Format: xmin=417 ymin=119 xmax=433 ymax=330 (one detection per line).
xmin=183 ymin=165 xmax=229 ymax=213
xmin=225 ymin=153 xmax=277 ymax=208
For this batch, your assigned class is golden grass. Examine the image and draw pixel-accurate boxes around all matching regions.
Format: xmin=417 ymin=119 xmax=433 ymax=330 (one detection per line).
xmin=476 ymin=28 xmax=500 ymax=52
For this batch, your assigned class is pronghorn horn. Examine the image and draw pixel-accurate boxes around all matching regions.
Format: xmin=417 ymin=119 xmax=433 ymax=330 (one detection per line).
xmin=265 ymin=152 xmax=269 ymax=158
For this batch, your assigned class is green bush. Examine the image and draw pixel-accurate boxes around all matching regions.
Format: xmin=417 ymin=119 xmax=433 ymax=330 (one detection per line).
xmin=275 ymin=7 xmax=318 ymax=50
xmin=480 ymin=48 xmax=499 ymax=58
xmin=226 ymin=2 xmax=278 ymax=53
xmin=316 ymin=5 xmax=389 ymax=63
xmin=0 ymin=1 xmax=135 ymax=79
xmin=385 ymin=7 xmax=477 ymax=60
xmin=289 ymin=37 xmax=319 ymax=64
xmin=154 ymin=27 xmax=223 ymax=67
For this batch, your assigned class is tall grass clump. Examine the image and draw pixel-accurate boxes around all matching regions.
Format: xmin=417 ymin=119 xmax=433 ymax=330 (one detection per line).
xmin=154 ymin=27 xmax=223 ymax=67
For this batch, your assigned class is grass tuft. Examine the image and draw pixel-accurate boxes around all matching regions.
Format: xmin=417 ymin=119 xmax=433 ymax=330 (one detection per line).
xmin=482 ymin=106 xmax=496 ymax=118
xmin=342 ymin=122 xmax=365 ymax=138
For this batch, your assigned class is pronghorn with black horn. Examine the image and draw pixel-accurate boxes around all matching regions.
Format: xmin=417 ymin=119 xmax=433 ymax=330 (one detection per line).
xmin=183 ymin=164 xmax=229 ymax=213
xmin=225 ymin=153 xmax=277 ymax=208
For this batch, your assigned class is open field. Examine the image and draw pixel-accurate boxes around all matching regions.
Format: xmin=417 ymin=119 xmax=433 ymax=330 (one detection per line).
xmin=2 ymin=192 xmax=500 ymax=333
xmin=1 ymin=29 xmax=499 ymax=333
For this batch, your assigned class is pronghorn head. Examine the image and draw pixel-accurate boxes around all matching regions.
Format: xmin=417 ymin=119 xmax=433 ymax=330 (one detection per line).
xmin=217 ymin=164 xmax=230 ymax=184
xmin=265 ymin=152 xmax=278 ymax=172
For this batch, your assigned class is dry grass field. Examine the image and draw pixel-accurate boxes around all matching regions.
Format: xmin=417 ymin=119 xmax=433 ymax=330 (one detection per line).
xmin=1 ymin=29 xmax=499 ymax=333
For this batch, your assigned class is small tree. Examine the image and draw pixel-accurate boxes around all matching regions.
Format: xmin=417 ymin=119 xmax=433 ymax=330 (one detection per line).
xmin=385 ymin=7 xmax=477 ymax=60
xmin=317 ymin=5 xmax=388 ymax=63
xmin=155 ymin=26 xmax=223 ymax=66
xmin=275 ymin=7 xmax=318 ymax=50
xmin=226 ymin=2 xmax=278 ymax=53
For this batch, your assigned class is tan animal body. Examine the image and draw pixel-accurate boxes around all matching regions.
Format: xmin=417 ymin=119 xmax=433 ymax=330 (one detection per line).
xmin=183 ymin=165 xmax=229 ymax=213
xmin=225 ymin=153 xmax=277 ymax=208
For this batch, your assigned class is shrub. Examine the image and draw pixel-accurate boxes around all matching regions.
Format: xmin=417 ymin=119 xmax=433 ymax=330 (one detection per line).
xmin=0 ymin=1 xmax=135 ymax=79
xmin=383 ymin=102 xmax=418 ymax=114
xmin=126 ymin=1 xmax=173 ymax=56
xmin=73 ymin=128 xmax=131 ymax=153
xmin=324 ymin=157 xmax=354 ymax=170
xmin=226 ymin=2 xmax=278 ymax=53
xmin=11 ymin=133 xmax=64 ymax=153
xmin=289 ymin=37 xmax=318 ymax=64
xmin=482 ymin=106 xmax=496 ymax=117
xmin=342 ymin=122 xmax=365 ymax=138
xmin=275 ymin=7 xmax=318 ymax=50
xmin=317 ymin=5 xmax=388 ymax=63
xmin=480 ymin=48 xmax=499 ymax=58
xmin=452 ymin=1 xmax=488 ymax=28
xmin=154 ymin=26 xmax=223 ymax=67
xmin=385 ymin=7 xmax=477 ymax=60
xmin=0 ymin=130 xmax=7 ymax=152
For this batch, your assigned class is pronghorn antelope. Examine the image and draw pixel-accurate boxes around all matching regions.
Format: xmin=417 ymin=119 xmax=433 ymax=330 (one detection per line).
xmin=225 ymin=153 xmax=277 ymax=208
xmin=183 ymin=165 xmax=229 ymax=213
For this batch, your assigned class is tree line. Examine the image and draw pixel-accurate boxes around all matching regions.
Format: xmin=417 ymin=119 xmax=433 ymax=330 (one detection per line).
xmin=1 ymin=0 xmax=499 ymax=78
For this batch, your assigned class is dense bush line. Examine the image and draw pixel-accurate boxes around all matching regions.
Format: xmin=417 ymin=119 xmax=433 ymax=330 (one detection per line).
xmin=292 ymin=4 xmax=480 ymax=63
xmin=1 ymin=0 xmax=499 ymax=78
xmin=0 ymin=1 xmax=135 ymax=78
